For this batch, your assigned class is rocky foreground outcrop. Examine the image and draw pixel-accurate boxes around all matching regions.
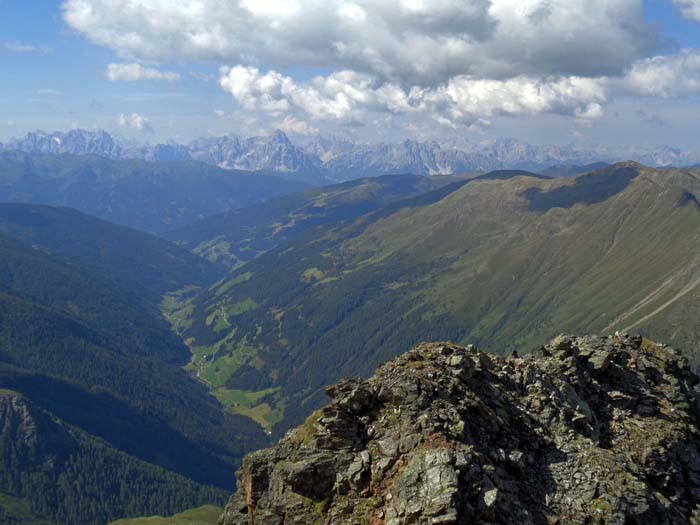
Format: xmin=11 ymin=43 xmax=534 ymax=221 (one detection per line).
xmin=220 ymin=334 xmax=700 ymax=525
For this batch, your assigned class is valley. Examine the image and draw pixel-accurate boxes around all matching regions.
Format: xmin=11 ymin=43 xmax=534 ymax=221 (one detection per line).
xmin=169 ymin=163 xmax=700 ymax=436
xmin=2 ymin=155 xmax=700 ymax=524
xmin=0 ymin=205 xmax=268 ymax=524
xmin=6 ymin=3 xmax=700 ymax=523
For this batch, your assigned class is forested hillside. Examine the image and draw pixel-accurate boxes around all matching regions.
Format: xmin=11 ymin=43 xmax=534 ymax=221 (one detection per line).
xmin=175 ymin=164 xmax=700 ymax=434
xmin=0 ymin=390 xmax=227 ymax=525
xmin=0 ymin=151 xmax=307 ymax=232
xmin=0 ymin=203 xmax=221 ymax=306
xmin=0 ymin=218 xmax=267 ymax=523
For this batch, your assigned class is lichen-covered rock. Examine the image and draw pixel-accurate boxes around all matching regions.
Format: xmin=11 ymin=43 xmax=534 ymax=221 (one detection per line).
xmin=219 ymin=334 xmax=700 ymax=525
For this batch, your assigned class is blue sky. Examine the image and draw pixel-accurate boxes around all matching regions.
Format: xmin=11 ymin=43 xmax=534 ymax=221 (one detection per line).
xmin=2 ymin=0 xmax=700 ymax=148
xmin=1 ymin=1 xmax=238 ymax=142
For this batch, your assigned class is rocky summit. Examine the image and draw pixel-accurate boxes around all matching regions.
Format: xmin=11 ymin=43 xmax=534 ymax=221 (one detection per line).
xmin=219 ymin=334 xmax=700 ymax=525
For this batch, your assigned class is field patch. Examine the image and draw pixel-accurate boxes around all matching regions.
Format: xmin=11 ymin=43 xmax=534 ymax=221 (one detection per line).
xmin=213 ymin=387 xmax=283 ymax=432
xmin=108 ymin=505 xmax=222 ymax=525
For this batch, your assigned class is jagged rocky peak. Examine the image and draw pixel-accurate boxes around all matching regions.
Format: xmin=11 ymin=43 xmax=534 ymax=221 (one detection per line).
xmin=0 ymin=389 xmax=75 ymax=460
xmin=220 ymin=334 xmax=700 ymax=525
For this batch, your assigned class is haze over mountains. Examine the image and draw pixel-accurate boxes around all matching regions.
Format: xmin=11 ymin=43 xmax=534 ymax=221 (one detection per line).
xmin=3 ymin=129 xmax=698 ymax=183
xmin=0 ymin=151 xmax=307 ymax=232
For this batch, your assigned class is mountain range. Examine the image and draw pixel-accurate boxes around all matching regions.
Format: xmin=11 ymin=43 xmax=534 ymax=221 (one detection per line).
xmin=3 ymin=129 xmax=699 ymax=182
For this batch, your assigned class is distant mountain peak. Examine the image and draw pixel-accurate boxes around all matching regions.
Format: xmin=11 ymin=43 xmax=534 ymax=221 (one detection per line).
xmin=269 ymin=129 xmax=292 ymax=143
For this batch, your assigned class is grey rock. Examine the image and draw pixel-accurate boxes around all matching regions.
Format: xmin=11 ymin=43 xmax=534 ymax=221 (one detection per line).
xmin=220 ymin=334 xmax=700 ymax=525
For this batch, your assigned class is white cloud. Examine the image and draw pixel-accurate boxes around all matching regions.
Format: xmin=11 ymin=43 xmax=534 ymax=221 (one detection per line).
xmin=2 ymin=41 xmax=51 ymax=54
xmin=673 ymin=0 xmax=700 ymax=21
xmin=220 ymin=65 xmax=608 ymax=127
xmin=106 ymin=63 xmax=180 ymax=82
xmin=274 ymin=116 xmax=319 ymax=135
xmin=61 ymin=0 xmax=700 ymax=136
xmin=570 ymin=129 xmax=585 ymax=141
xmin=620 ymin=50 xmax=700 ymax=98
xmin=220 ymin=66 xmax=413 ymax=122
xmin=220 ymin=47 xmax=700 ymax=129
xmin=62 ymin=0 xmax=656 ymax=86
xmin=427 ymin=75 xmax=608 ymax=126
xmin=117 ymin=112 xmax=153 ymax=132
xmin=219 ymin=66 xmax=294 ymax=114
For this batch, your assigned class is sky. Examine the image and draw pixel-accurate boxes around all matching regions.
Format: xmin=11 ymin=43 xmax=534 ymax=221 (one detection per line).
xmin=2 ymin=0 xmax=700 ymax=148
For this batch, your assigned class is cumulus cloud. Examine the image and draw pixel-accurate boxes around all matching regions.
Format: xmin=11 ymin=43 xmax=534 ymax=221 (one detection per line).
xmin=62 ymin=0 xmax=700 ymax=134
xmin=62 ymin=0 xmax=656 ymax=85
xmin=428 ymin=75 xmax=608 ymax=126
xmin=220 ymin=65 xmax=608 ymax=127
xmin=274 ymin=116 xmax=319 ymax=135
xmin=620 ymin=50 xmax=700 ymax=98
xmin=117 ymin=112 xmax=153 ymax=132
xmin=220 ymin=66 xmax=294 ymax=114
xmin=220 ymin=47 xmax=700 ymax=129
xmin=220 ymin=66 xmax=388 ymax=121
xmin=673 ymin=0 xmax=700 ymax=21
xmin=106 ymin=63 xmax=180 ymax=82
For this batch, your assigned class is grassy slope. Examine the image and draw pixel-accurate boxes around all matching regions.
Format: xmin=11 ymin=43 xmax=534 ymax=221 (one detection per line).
xmin=108 ymin=505 xmax=221 ymax=525
xmin=178 ymin=164 xmax=700 ymax=433
xmin=166 ymin=173 xmax=461 ymax=268
xmin=349 ymin=164 xmax=700 ymax=351
xmin=164 ymin=174 xmax=465 ymax=428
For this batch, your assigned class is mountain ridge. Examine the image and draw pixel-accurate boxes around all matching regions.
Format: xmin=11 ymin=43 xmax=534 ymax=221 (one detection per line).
xmin=0 ymin=151 xmax=307 ymax=232
xmin=166 ymin=173 xmax=467 ymax=268
xmin=0 ymin=203 xmax=222 ymax=306
xmin=219 ymin=333 xmax=700 ymax=525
